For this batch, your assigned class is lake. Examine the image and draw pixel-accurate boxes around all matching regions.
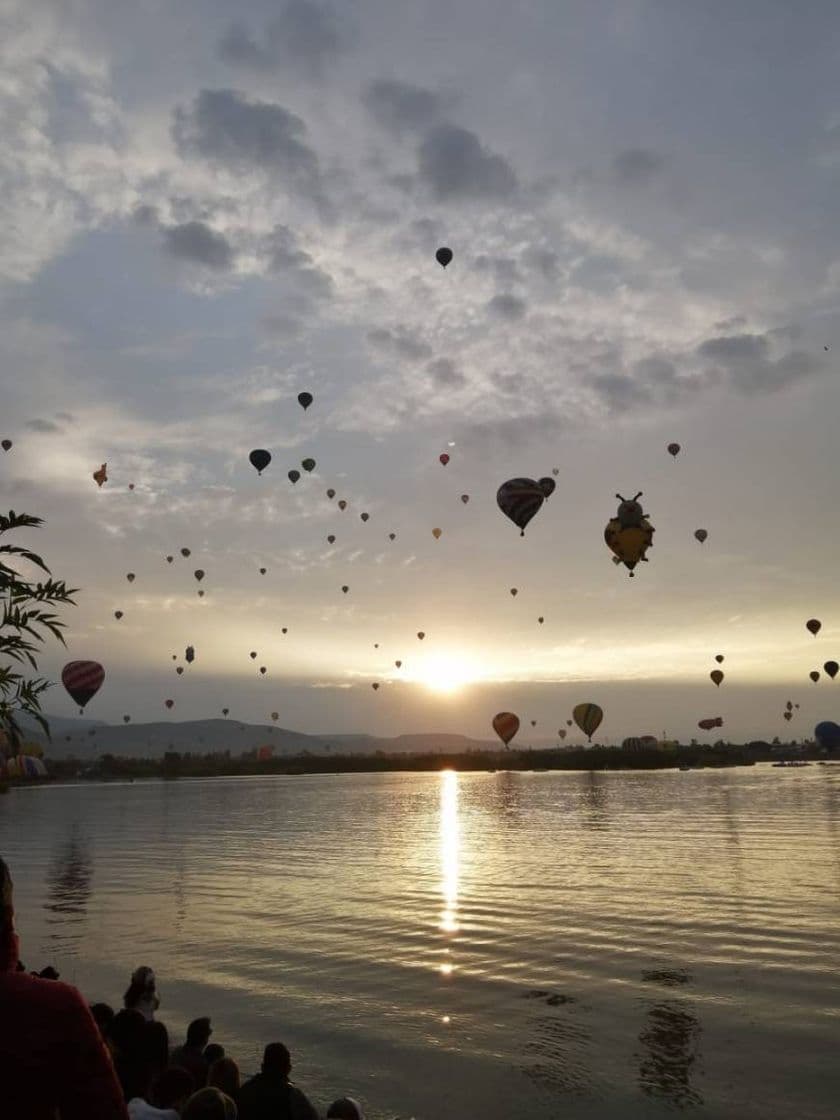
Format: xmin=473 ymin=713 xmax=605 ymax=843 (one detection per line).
xmin=1 ymin=766 xmax=839 ymax=1119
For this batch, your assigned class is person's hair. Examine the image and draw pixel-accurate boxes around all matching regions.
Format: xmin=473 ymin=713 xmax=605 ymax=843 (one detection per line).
xmin=182 ymin=1086 xmax=237 ymax=1120
xmin=142 ymin=1019 xmax=170 ymax=1073
xmin=151 ymin=1066 xmax=195 ymax=1110
xmin=261 ymin=1043 xmax=291 ymax=1076
xmin=203 ymin=1043 xmax=225 ymax=1065
xmin=110 ymin=1008 xmax=147 ymax=1055
xmin=327 ymin=1099 xmax=365 ymax=1120
xmin=186 ymin=1017 xmax=212 ymax=1047
xmin=123 ymin=966 xmax=156 ymax=1009
xmin=38 ymin=965 xmax=60 ymax=980
xmin=208 ymin=1057 xmax=240 ymax=1099
xmin=90 ymin=1002 xmax=115 ymax=1038
xmin=0 ymin=857 xmax=16 ymax=971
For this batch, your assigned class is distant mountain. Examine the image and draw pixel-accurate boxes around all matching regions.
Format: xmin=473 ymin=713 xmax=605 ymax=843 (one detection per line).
xmin=20 ymin=716 xmax=502 ymax=759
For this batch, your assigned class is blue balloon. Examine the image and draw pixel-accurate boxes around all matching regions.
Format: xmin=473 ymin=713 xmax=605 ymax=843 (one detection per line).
xmin=814 ymin=721 xmax=840 ymax=751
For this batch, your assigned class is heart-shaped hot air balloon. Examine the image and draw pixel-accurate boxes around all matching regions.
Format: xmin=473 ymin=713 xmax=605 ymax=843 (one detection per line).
xmin=301 ymin=458 xmax=316 ymax=473
xmin=93 ymin=463 xmax=107 ymax=487
xmin=573 ymin=703 xmax=603 ymax=741
xmin=439 ymin=453 xmax=450 ymax=466
xmin=497 ymin=478 xmax=546 ymax=536
xmin=327 ymin=535 xmax=336 ymax=544
xmin=249 ymin=449 xmax=271 ymax=475
xmin=667 ymin=443 xmax=681 ymax=457
xmin=1 ymin=439 xmax=12 ymax=451
xmin=810 ymin=670 xmax=820 ymax=683
xmin=62 ymin=661 xmax=105 ymax=711
xmin=327 ymin=488 xmax=336 ymax=499
xmin=492 ymin=711 xmax=519 ymax=747
xmin=298 ymin=391 xmax=313 ymax=410
xmin=436 ymin=247 xmax=453 ymax=268
xmin=806 ymin=618 xmax=821 ymax=636
xmin=165 ymin=699 xmax=174 ymax=710
xmin=538 ymin=477 xmax=555 ymax=499
xmin=825 ymin=661 xmax=839 ymax=680
xmin=710 ymin=670 xmax=724 ymax=687
xmin=338 ymin=500 xmax=347 ymax=510
xmin=288 ymin=470 xmax=300 ymax=484
xmin=815 ymin=721 xmax=840 ymax=750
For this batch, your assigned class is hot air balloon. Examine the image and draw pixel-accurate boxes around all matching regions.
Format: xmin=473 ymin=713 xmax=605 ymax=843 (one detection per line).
xmin=1 ymin=440 xmax=11 ymax=451
xmin=249 ymin=449 xmax=271 ymax=475
xmin=558 ymin=729 xmax=566 ymax=739
xmin=301 ymin=458 xmax=316 ymax=472
xmin=509 ymin=588 xmax=517 ymax=597
xmin=537 ymin=616 xmax=544 ymax=624
xmin=222 ymin=708 xmax=229 ymax=716
xmin=342 ymin=586 xmax=349 ymax=594
xmin=194 ymin=569 xmax=204 ymax=582
xmin=259 ymin=567 xmax=266 ymax=575
xmin=698 ymin=717 xmax=723 ymax=731
xmin=388 ymin=532 xmax=396 ymax=540
xmin=93 ymin=464 xmax=107 ymax=487
xmin=815 ymin=721 xmax=840 ymax=750
xmin=694 ymin=529 xmax=708 ymax=544
xmin=61 ymin=661 xmax=105 ymax=711
xmin=281 ymin=628 xmax=287 ymax=634
xmin=327 ymin=488 xmax=336 ymax=499
xmin=181 ymin=548 xmax=191 ymax=558
xmin=538 ymin=478 xmax=555 ymax=499
xmin=197 ymin=590 xmax=204 ymax=598
xmin=123 ymin=715 xmax=130 ymax=723
xmin=573 ymin=703 xmax=603 ymax=741
xmin=395 ymin=660 xmax=402 ymax=668
xmin=710 ymin=670 xmax=724 ymax=687
xmin=250 ymin=651 xmax=257 ymax=659
xmin=667 ymin=443 xmax=681 ymax=458
xmin=289 ymin=470 xmax=300 ymax=484
xmin=432 ymin=528 xmax=442 ymax=539
xmin=530 ymin=720 xmax=537 ymax=728
xmin=810 ymin=670 xmax=820 ymax=683
xmin=440 ymin=453 xmax=450 ymax=466
xmin=436 ymin=247 xmax=453 ymax=268
xmin=567 ymin=719 xmax=573 ymax=727
xmin=176 ymin=667 xmax=183 ymax=675
xmin=126 ymin=573 xmax=135 ymax=583
xmin=185 ymin=646 xmax=195 ymax=664
xmin=372 ymin=683 xmax=380 ymax=690
xmin=492 ymin=712 xmax=519 ymax=747
xmin=166 ymin=555 xmax=173 ymax=563
xmin=165 ymin=699 xmax=174 ymax=710
xmin=260 ymin=667 xmax=266 ymax=675
xmin=604 ymin=493 xmax=655 ymax=576
xmin=114 ymin=611 xmax=123 ymax=620
xmin=298 ymin=392 xmax=313 ymax=410
xmin=417 ymin=632 xmax=425 ymax=640
xmin=461 ymin=494 xmax=469 ymax=504
xmin=715 ymin=654 xmax=724 ymax=663
xmin=128 ymin=483 xmax=134 ymax=491
xmin=327 ymin=534 xmax=336 ymax=544
xmin=497 ymin=478 xmax=547 ymax=536
xmin=825 ymin=661 xmax=839 ymax=680
xmin=361 ymin=512 xmax=369 ymax=522
xmin=338 ymin=500 xmax=347 ymax=510
xmin=806 ymin=619 xmax=822 ymax=636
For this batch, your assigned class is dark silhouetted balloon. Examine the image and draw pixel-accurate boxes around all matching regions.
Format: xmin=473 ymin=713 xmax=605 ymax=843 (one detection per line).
xmin=388 ymin=532 xmax=396 ymax=540
xmin=432 ymin=527 xmax=442 ymax=539
xmin=338 ymin=499 xmax=347 ymax=510
xmin=249 ymin=449 xmax=271 ymax=475
xmin=810 ymin=670 xmax=820 ymax=683
xmin=510 ymin=588 xmax=517 ymax=597
xmin=436 ymin=247 xmax=453 ymax=268
xmin=342 ymin=586 xmax=349 ymax=594
xmin=260 ymin=667 xmax=266 ymax=675
xmin=361 ymin=512 xmax=369 ymax=522
xmin=176 ymin=667 xmax=183 ymax=675
xmin=250 ymin=651 xmax=257 ymax=659
xmin=573 ymin=703 xmax=603 ymax=741
xmin=194 ymin=569 xmax=204 ymax=582
xmin=372 ymin=683 xmax=379 ymax=690
xmin=327 ymin=534 xmax=336 ymax=544
xmin=605 ymin=492 xmax=655 ymax=575
xmin=461 ymin=494 xmax=469 ymax=504
xmin=62 ymin=661 xmax=105 ymax=710
xmin=1 ymin=440 xmax=11 ymax=451
xmin=222 ymin=708 xmax=229 ymax=716
xmin=165 ymin=699 xmax=174 ymax=710
xmin=806 ymin=618 xmax=822 ymax=636
xmin=327 ymin=489 xmax=336 ymax=499
xmin=493 ymin=711 xmax=519 ymax=746
xmin=667 ymin=443 xmax=681 ymax=457
xmin=185 ymin=646 xmax=195 ymax=664
xmin=181 ymin=548 xmax=190 ymax=557
xmin=298 ymin=392 xmax=313 ymax=410
xmin=497 ymin=478 xmax=546 ymax=536
xmin=289 ymin=470 xmax=300 ymax=484
xmin=824 ymin=661 xmax=839 ymax=680
xmin=815 ymin=721 xmax=840 ymax=750
xmin=93 ymin=464 xmax=107 ymax=487
xmin=166 ymin=555 xmax=173 ymax=563
xmin=440 ymin=453 xmax=450 ymax=466
xmin=197 ymin=590 xmax=204 ymax=598
xmin=417 ymin=631 xmax=425 ymax=640
xmin=301 ymin=458 xmax=316 ymax=472
xmin=538 ymin=477 xmax=555 ymax=499
xmin=538 ymin=616 xmax=544 ymax=624
xmin=259 ymin=567 xmax=266 ymax=574
xmin=783 ymin=711 xmax=792 ymax=721
xmin=123 ymin=715 xmax=130 ymax=723
xmin=715 ymin=654 xmax=724 ymax=663
xmin=395 ymin=660 xmax=402 ymax=668
xmin=694 ymin=529 xmax=708 ymax=544
xmin=126 ymin=573 xmax=135 ymax=583
xmin=114 ymin=610 xmax=123 ymax=620
xmin=710 ymin=669 xmax=724 ymax=687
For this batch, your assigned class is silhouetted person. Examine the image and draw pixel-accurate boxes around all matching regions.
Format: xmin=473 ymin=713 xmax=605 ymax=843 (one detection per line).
xmin=237 ymin=1043 xmax=319 ymax=1120
xmin=124 ymin=966 xmax=160 ymax=1021
xmin=208 ymin=1058 xmax=240 ymax=1103
xmin=0 ymin=855 xmax=128 ymax=1119
xmin=111 ymin=1008 xmax=150 ymax=1101
xmin=129 ymin=1066 xmax=195 ymax=1119
xmin=37 ymin=965 xmax=60 ymax=980
xmin=203 ymin=1043 xmax=225 ymax=1067
xmin=142 ymin=1020 xmax=171 ymax=1087
xmin=171 ymin=1017 xmax=213 ymax=1089
xmin=90 ymin=1001 xmax=116 ymax=1042
xmin=182 ymin=1087 xmax=237 ymax=1120
xmin=327 ymin=1098 xmax=365 ymax=1120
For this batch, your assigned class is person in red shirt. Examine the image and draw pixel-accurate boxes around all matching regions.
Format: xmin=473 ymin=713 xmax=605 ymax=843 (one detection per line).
xmin=0 ymin=855 xmax=129 ymax=1119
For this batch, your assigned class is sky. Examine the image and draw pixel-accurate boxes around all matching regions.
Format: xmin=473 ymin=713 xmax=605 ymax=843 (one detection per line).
xmin=2 ymin=0 xmax=840 ymax=744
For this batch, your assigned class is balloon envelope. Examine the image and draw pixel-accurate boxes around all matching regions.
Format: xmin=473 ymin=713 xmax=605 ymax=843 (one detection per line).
xmin=573 ymin=703 xmax=603 ymax=741
xmin=249 ymin=449 xmax=271 ymax=474
xmin=461 ymin=494 xmax=469 ymax=504
xmin=298 ymin=392 xmax=313 ymax=410
xmin=301 ymin=458 xmax=316 ymax=472
xmin=810 ymin=671 xmax=820 ymax=683
xmin=694 ymin=529 xmax=708 ymax=543
xmin=715 ymin=654 xmax=724 ymax=663
xmin=61 ymin=661 xmax=105 ymax=709
xmin=93 ymin=464 xmax=107 ymax=487
xmin=492 ymin=712 xmax=519 ymax=746
xmin=1 ymin=439 xmax=11 ymax=451
xmin=165 ymin=699 xmax=174 ymax=709
xmin=439 ymin=453 xmax=450 ymax=466
xmin=435 ymin=247 xmax=453 ymax=268
xmin=710 ymin=669 xmax=724 ymax=687
xmin=432 ymin=528 xmax=442 ymax=539
xmin=815 ymin=721 xmax=840 ymax=750
xmin=288 ymin=470 xmax=300 ymax=484
xmin=824 ymin=661 xmax=839 ymax=680
xmin=537 ymin=477 xmax=555 ymax=499
xmin=806 ymin=618 xmax=822 ymax=636
xmin=497 ymin=478 xmax=546 ymax=536
xmin=667 ymin=443 xmax=681 ymax=457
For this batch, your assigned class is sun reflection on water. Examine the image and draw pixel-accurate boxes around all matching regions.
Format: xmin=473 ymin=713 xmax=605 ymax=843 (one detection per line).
xmin=439 ymin=770 xmax=459 ymax=935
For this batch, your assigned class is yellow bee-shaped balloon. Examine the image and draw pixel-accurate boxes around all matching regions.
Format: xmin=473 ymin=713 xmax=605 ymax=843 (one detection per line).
xmin=604 ymin=491 xmax=655 ymax=577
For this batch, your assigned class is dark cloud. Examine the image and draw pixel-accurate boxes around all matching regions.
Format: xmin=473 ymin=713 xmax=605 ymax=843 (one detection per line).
xmin=474 ymin=255 xmax=522 ymax=287
xmin=172 ymin=90 xmax=322 ymax=198
xmin=612 ymin=148 xmax=664 ymax=185
xmin=25 ymin=418 xmax=62 ymax=433
xmin=697 ymin=333 xmax=769 ymax=363
xmin=696 ymin=331 xmax=826 ymax=393
xmin=417 ymin=124 xmax=517 ymax=201
xmin=427 ymin=357 xmax=465 ymax=387
xmin=132 ymin=204 xmax=159 ymax=226
xmin=364 ymin=80 xmax=449 ymax=135
xmin=219 ymin=2 xmax=350 ymax=75
xmin=590 ymin=373 xmax=651 ymax=411
xmin=260 ymin=313 xmax=304 ymax=338
xmin=367 ymin=325 xmax=433 ymax=362
xmin=522 ymin=247 xmax=560 ymax=281
xmin=162 ymin=221 xmax=235 ymax=270
xmin=487 ymin=293 xmax=527 ymax=321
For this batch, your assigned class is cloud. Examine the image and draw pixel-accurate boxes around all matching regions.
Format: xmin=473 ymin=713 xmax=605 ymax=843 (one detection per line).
xmin=219 ymin=1 xmax=350 ymax=74
xmin=487 ymin=293 xmax=527 ymax=321
xmin=264 ymin=225 xmax=333 ymax=298
xmin=25 ymin=418 xmax=62 ymax=433
xmin=172 ymin=90 xmax=322 ymax=198
xmin=696 ymin=331 xmax=826 ymax=393
xmin=590 ymin=372 xmax=651 ymax=411
xmin=162 ymin=221 xmax=235 ymax=270
xmin=417 ymin=124 xmax=518 ymax=201
xmin=363 ymin=80 xmax=450 ymax=134
xmin=427 ymin=357 xmax=465 ymax=387
xmin=366 ymin=325 xmax=433 ymax=362
xmin=612 ymin=148 xmax=665 ymax=185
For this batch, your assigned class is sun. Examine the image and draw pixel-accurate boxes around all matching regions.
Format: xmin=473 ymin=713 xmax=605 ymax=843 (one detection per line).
xmin=411 ymin=653 xmax=481 ymax=695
